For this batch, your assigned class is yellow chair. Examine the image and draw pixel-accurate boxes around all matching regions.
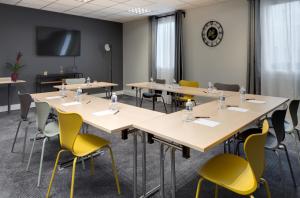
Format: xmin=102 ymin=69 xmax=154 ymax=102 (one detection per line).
xmin=178 ymin=80 xmax=200 ymax=104
xmin=195 ymin=120 xmax=271 ymax=198
xmin=46 ymin=110 xmax=121 ymax=198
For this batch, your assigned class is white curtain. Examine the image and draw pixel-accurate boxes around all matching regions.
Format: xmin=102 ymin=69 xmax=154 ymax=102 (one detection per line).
xmin=261 ymin=0 xmax=300 ymax=98
xmin=156 ymin=15 xmax=175 ymax=103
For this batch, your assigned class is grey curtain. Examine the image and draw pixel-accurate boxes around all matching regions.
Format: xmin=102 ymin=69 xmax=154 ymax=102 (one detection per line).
xmin=247 ymin=0 xmax=261 ymax=94
xmin=174 ymin=10 xmax=185 ymax=82
xmin=149 ymin=16 xmax=158 ymax=80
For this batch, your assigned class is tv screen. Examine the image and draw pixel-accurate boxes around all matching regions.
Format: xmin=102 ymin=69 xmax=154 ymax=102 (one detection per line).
xmin=36 ymin=26 xmax=81 ymax=56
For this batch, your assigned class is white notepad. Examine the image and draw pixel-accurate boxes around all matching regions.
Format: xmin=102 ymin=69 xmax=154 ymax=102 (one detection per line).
xmin=61 ymin=101 xmax=81 ymax=106
xmin=46 ymin=96 xmax=63 ymax=100
xmin=247 ymin=100 xmax=266 ymax=104
xmin=227 ymin=107 xmax=249 ymax=112
xmin=193 ymin=119 xmax=220 ymax=127
xmin=92 ymin=110 xmax=118 ymax=117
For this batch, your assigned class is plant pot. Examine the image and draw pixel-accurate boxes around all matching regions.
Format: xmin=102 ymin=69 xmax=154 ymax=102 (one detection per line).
xmin=11 ymin=73 xmax=18 ymax=82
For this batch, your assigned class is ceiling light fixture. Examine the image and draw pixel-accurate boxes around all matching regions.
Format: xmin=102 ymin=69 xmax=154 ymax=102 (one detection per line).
xmin=128 ymin=8 xmax=151 ymax=15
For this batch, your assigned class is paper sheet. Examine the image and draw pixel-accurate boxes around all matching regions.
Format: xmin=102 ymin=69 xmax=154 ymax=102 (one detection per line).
xmin=193 ymin=119 xmax=220 ymax=127
xmin=227 ymin=107 xmax=249 ymax=112
xmin=92 ymin=110 xmax=118 ymax=116
xmin=247 ymin=100 xmax=266 ymax=104
xmin=46 ymin=96 xmax=63 ymax=100
xmin=61 ymin=101 xmax=81 ymax=106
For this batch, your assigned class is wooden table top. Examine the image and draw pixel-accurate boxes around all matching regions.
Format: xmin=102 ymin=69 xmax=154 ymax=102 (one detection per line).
xmin=54 ymin=82 xmax=118 ymax=90
xmin=134 ymin=94 xmax=289 ymax=152
xmin=31 ymin=91 xmax=164 ymax=134
xmin=126 ymin=82 xmax=238 ymax=98
xmin=0 ymin=77 xmax=26 ymax=85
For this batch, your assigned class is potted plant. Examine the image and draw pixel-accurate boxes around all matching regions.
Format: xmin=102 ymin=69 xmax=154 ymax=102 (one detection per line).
xmin=6 ymin=51 xmax=25 ymax=81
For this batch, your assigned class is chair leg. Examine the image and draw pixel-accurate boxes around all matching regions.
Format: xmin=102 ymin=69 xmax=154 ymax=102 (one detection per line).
xmin=260 ymin=178 xmax=271 ymax=198
xmin=140 ymin=96 xmax=144 ymax=108
xmin=282 ymin=144 xmax=297 ymax=187
xmin=223 ymin=142 xmax=227 ymax=153
xmin=90 ymin=154 xmax=95 ymax=176
xmin=195 ymin=178 xmax=204 ymax=198
xmin=70 ymin=157 xmax=78 ymax=198
xmin=22 ymin=124 xmax=29 ymax=162
xmin=26 ymin=132 xmax=39 ymax=171
xmin=214 ymin=185 xmax=218 ymax=198
xmin=37 ymin=138 xmax=47 ymax=187
xmin=11 ymin=120 xmax=22 ymax=153
xmin=161 ymin=97 xmax=168 ymax=113
xmin=295 ymin=128 xmax=300 ymax=141
xmin=81 ymin=158 xmax=86 ymax=170
xmin=46 ymin=150 xmax=65 ymax=198
xmin=152 ymin=97 xmax=155 ymax=110
xmin=107 ymin=146 xmax=121 ymax=194
xmin=235 ymin=141 xmax=242 ymax=156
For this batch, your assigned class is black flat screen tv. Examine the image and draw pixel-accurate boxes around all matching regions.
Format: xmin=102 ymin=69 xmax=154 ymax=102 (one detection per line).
xmin=36 ymin=26 xmax=81 ymax=56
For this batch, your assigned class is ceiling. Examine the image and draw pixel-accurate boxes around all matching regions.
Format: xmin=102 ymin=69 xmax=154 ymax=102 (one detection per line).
xmin=0 ymin=0 xmax=229 ymax=23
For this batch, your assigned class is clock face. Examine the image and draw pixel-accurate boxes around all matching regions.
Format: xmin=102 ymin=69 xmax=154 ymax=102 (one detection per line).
xmin=202 ymin=21 xmax=223 ymax=47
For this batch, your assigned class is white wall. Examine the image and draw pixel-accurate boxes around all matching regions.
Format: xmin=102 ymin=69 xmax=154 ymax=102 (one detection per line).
xmin=183 ymin=0 xmax=249 ymax=87
xmin=123 ymin=18 xmax=150 ymax=94
xmin=122 ymin=0 xmax=249 ymax=92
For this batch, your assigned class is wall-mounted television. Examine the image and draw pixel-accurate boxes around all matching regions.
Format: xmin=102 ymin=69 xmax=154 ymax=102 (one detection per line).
xmin=36 ymin=26 xmax=81 ymax=56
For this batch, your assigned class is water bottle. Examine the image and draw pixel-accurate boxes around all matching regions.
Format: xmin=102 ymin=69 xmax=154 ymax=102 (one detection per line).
xmin=150 ymin=77 xmax=154 ymax=83
xmin=87 ymin=77 xmax=91 ymax=86
xmin=172 ymin=78 xmax=178 ymax=89
xmin=218 ymin=91 xmax=226 ymax=110
xmin=184 ymin=99 xmax=194 ymax=122
xmin=110 ymin=92 xmax=118 ymax=110
xmin=60 ymin=83 xmax=66 ymax=96
xmin=240 ymin=86 xmax=246 ymax=102
xmin=75 ymin=87 xmax=82 ymax=102
xmin=208 ymin=82 xmax=213 ymax=93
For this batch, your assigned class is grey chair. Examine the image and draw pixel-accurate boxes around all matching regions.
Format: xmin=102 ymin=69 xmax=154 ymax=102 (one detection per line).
xmin=65 ymin=78 xmax=86 ymax=85
xmin=236 ymin=108 xmax=297 ymax=187
xmin=214 ymin=83 xmax=240 ymax=92
xmin=140 ymin=79 xmax=168 ymax=113
xmin=11 ymin=92 xmax=33 ymax=161
xmin=26 ymin=101 xmax=59 ymax=187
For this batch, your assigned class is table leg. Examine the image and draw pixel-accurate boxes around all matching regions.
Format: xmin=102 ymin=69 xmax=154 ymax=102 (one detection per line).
xmin=7 ymin=84 xmax=11 ymax=113
xmin=160 ymin=143 xmax=165 ymax=198
xmin=110 ymin=86 xmax=113 ymax=97
xmin=142 ymin=132 xmax=146 ymax=195
xmin=136 ymin=88 xmax=138 ymax=106
xmin=133 ymin=131 xmax=138 ymax=198
xmin=171 ymin=148 xmax=176 ymax=198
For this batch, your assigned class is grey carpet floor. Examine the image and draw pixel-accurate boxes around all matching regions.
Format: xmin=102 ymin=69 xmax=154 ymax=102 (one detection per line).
xmin=0 ymin=95 xmax=300 ymax=198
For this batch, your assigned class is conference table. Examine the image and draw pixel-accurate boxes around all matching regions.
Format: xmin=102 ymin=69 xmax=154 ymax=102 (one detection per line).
xmin=127 ymin=82 xmax=239 ymax=109
xmin=134 ymin=94 xmax=289 ymax=198
xmin=0 ymin=77 xmax=26 ymax=113
xmin=54 ymin=81 xmax=118 ymax=98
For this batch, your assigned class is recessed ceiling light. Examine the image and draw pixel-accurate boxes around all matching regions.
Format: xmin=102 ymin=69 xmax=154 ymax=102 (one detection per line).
xmin=128 ymin=8 xmax=151 ymax=15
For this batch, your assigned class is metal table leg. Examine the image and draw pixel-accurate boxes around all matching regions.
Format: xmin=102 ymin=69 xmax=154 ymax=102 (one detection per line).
xmin=142 ymin=132 xmax=146 ymax=195
xmin=171 ymin=148 xmax=176 ymax=198
xmin=133 ymin=131 xmax=138 ymax=198
xmin=160 ymin=143 xmax=165 ymax=198
xmin=7 ymin=84 xmax=11 ymax=113
xmin=136 ymin=88 xmax=138 ymax=106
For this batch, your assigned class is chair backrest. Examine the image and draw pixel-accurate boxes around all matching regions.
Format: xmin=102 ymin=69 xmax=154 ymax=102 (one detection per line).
xmin=214 ymin=83 xmax=240 ymax=92
xmin=154 ymin=79 xmax=165 ymax=94
xmin=35 ymin=102 xmax=51 ymax=132
xmin=272 ymin=108 xmax=287 ymax=143
xmin=289 ymin=100 xmax=300 ymax=127
xmin=244 ymin=120 xmax=269 ymax=181
xmin=65 ymin=78 xmax=86 ymax=85
xmin=179 ymin=80 xmax=199 ymax=88
xmin=18 ymin=92 xmax=32 ymax=120
xmin=57 ymin=109 xmax=82 ymax=151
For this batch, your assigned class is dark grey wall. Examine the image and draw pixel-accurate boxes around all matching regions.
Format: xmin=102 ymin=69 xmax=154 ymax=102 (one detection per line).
xmin=0 ymin=4 xmax=123 ymax=106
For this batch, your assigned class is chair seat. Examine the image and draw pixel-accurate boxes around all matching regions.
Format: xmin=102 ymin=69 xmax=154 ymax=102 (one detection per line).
xmin=72 ymin=134 xmax=110 ymax=157
xmin=177 ymin=95 xmax=193 ymax=102
xmin=237 ymin=128 xmax=278 ymax=149
xmin=143 ymin=92 xmax=161 ymax=98
xmin=44 ymin=122 xmax=59 ymax=137
xmin=199 ymin=154 xmax=257 ymax=195
xmin=284 ymin=121 xmax=294 ymax=133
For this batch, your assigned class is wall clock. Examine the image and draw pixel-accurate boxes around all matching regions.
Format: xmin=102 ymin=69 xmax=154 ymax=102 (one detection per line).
xmin=202 ymin=21 xmax=223 ymax=47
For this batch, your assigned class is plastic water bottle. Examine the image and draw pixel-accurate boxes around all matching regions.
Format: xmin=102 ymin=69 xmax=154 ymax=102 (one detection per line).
xmin=110 ymin=92 xmax=118 ymax=110
xmin=150 ymin=77 xmax=154 ymax=83
xmin=218 ymin=91 xmax=226 ymax=110
xmin=240 ymin=86 xmax=246 ymax=102
xmin=208 ymin=82 xmax=213 ymax=93
xmin=87 ymin=77 xmax=91 ymax=86
xmin=75 ymin=87 xmax=82 ymax=102
xmin=184 ymin=99 xmax=194 ymax=122
xmin=60 ymin=83 xmax=66 ymax=96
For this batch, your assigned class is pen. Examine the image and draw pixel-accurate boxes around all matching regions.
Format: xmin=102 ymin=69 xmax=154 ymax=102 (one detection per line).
xmin=195 ymin=116 xmax=210 ymax=119
xmin=113 ymin=110 xmax=119 ymax=115
xmin=86 ymin=101 xmax=91 ymax=104
xmin=227 ymin=105 xmax=238 ymax=107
